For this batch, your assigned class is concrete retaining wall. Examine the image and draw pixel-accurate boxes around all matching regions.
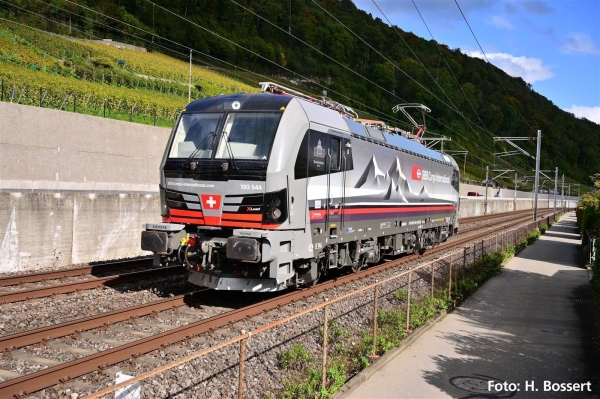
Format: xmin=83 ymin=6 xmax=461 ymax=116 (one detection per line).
xmin=0 ymin=102 xmax=171 ymax=193
xmin=1 ymin=191 xmax=579 ymax=273
xmin=0 ymin=192 xmax=159 ymax=273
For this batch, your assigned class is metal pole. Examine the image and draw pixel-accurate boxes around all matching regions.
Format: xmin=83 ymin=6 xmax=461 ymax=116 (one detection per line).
xmin=372 ymin=285 xmax=379 ymax=356
xmin=238 ymin=338 xmax=246 ymax=399
xmin=431 ymin=263 xmax=435 ymax=300
xmin=533 ymin=130 xmax=541 ymax=221
xmin=322 ymin=305 xmax=329 ymax=388
xmin=484 ymin=166 xmax=489 ymax=214
xmin=188 ymin=49 xmax=192 ymax=104
xmin=406 ymin=272 xmax=412 ymax=332
xmin=561 ymin=174 xmax=565 ymax=210
xmin=554 ymin=167 xmax=558 ymax=215
xmin=514 ymin=173 xmax=517 ymax=211
xmin=448 ymin=256 xmax=452 ymax=299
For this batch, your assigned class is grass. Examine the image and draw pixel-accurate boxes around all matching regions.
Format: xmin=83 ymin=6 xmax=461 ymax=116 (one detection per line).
xmin=0 ymin=20 xmax=258 ymax=127
xmin=276 ymin=222 xmax=554 ymax=398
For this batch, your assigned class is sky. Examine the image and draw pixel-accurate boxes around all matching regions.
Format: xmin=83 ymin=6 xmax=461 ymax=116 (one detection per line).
xmin=353 ymin=0 xmax=600 ymax=125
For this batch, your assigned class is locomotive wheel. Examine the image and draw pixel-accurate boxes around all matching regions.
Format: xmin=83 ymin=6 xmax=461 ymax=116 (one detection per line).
xmin=308 ymin=261 xmax=325 ymax=286
xmin=351 ymin=256 xmax=365 ymax=273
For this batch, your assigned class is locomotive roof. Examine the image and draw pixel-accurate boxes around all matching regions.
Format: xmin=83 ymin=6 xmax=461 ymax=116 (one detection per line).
xmin=183 ymin=93 xmax=456 ymax=167
xmin=184 ymin=93 xmax=293 ymax=112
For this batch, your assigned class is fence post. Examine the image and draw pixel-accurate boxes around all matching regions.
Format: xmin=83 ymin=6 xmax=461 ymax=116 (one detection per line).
xmin=238 ymin=337 xmax=247 ymax=399
xmin=83 ymin=93 xmax=91 ymax=113
xmin=1 ymin=80 xmax=3 ymax=101
xmin=154 ymin=108 xmax=157 ymax=126
xmin=73 ymin=94 xmax=76 ymax=113
xmin=39 ymin=87 xmax=42 ymax=107
xmin=103 ymin=98 xmax=107 ymax=118
xmin=59 ymin=93 xmax=69 ymax=110
xmin=372 ymin=285 xmax=379 ymax=357
xmin=431 ymin=263 xmax=435 ymax=300
xmin=406 ymin=271 xmax=412 ymax=332
xmin=481 ymin=240 xmax=485 ymax=265
xmin=448 ymin=256 xmax=452 ymax=299
xmin=322 ymin=305 xmax=329 ymax=388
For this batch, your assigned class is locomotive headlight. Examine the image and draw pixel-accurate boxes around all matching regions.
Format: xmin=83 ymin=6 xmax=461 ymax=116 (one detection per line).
xmin=159 ymin=186 xmax=169 ymax=217
xmin=263 ymin=188 xmax=287 ymax=223
xmin=270 ymin=208 xmax=282 ymax=219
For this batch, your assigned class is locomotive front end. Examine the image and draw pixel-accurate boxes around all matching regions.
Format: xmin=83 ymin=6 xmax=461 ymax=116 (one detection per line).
xmin=142 ymin=93 xmax=309 ymax=292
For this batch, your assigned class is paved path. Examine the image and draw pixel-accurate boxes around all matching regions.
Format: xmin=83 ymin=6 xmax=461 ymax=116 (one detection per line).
xmin=345 ymin=212 xmax=598 ymax=398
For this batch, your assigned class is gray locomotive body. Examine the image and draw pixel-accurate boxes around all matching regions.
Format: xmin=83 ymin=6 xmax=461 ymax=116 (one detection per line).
xmin=141 ymin=92 xmax=460 ymax=292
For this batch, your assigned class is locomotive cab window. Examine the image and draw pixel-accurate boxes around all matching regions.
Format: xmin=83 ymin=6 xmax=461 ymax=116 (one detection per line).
xmin=168 ymin=113 xmax=222 ymax=158
xmin=216 ymin=112 xmax=282 ymax=160
xmin=330 ymin=137 xmax=341 ymax=171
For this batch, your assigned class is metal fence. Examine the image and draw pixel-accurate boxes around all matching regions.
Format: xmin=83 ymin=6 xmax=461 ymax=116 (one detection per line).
xmin=87 ymin=212 xmax=564 ymax=399
xmin=0 ymin=80 xmax=183 ymax=128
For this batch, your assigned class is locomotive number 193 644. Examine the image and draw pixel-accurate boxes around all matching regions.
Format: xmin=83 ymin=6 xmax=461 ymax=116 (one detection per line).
xmin=240 ymin=184 xmax=263 ymax=190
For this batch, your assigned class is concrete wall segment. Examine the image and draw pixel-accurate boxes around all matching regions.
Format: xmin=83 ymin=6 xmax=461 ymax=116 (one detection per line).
xmin=0 ymin=192 xmax=74 ymax=273
xmin=0 ymin=102 xmax=170 ymax=190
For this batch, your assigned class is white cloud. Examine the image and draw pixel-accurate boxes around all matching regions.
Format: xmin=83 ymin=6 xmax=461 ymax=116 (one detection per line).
xmin=488 ymin=16 xmax=515 ymax=30
xmin=467 ymin=51 xmax=553 ymax=83
xmin=563 ymin=105 xmax=600 ymax=125
xmin=562 ymin=33 xmax=600 ymax=55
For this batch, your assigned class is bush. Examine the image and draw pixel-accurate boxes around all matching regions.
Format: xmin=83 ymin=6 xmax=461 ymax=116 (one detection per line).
xmin=539 ymin=224 xmax=549 ymax=234
xmin=279 ymin=344 xmax=313 ymax=369
xmin=526 ymin=230 xmax=541 ymax=245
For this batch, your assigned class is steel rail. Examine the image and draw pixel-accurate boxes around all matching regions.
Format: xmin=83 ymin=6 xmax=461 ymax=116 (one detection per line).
xmin=0 ymin=211 xmax=558 ymax=398
xmin=0 ymin=257 xmax=152 ymax=287
xmin=0 ymin=209 xmax=553 ymax=351
xmin=0 ymin=266 xmax=185 ymax=304
xmin=0 ymin=291 xmax=209 ymax=352
xmin=0 ymin=209 xmax=539 ymax=289
xmin=460 ymin=208 xmax=534 ymax=224
xmin=459 ymin=209 xmax=553 ymax=235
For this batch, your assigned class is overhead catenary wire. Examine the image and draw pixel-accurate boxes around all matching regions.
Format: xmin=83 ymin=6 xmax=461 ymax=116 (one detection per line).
xmin=308 ymin=0 xmax=506 ymax=166
xmin=372 ymin=0 xmax=491 ymax=141
xmin=142 ymin=0 xmax=428 ymax=128
xmin=408 ymin=0 xmax=493 ymax=137
xmin=454 ymin=0 xmax=536 ymax=134
xmin=228 ymin=0 xmax=415 ymax=130
xmin=2 ymin=1 xmax=516 ymax=175
xmin=227 ymin=0 xmax=502 ymax=165
xmin=311 ymin=0 xmax=495 ymax=140
xmin=0 ymin=0 xmax=413 ymax=127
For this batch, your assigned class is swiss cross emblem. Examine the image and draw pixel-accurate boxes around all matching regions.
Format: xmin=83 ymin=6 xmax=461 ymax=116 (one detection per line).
xmin=200 ymin=194 xmax=222 ymax=210
xmin=412 ymin=166 xmax=422 ymax=181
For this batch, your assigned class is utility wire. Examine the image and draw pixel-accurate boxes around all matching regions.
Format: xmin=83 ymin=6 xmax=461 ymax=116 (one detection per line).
xmin=1 ymin=0 xmax=503 ymax=170
xmin=144 ymin=0 xmax=424 ymax=128
xmin=310 ymin=0 xmax=502 ymax=163
xmin=409 ymin=0 xmax=492 ymax=137
xmin=312 ymin=0 xmax=494 ymax=139
xmin=372 ymin=0 xmax=485 ymax=138
xmin=0 ymin=0 xmax=414 ymax=128
xmin=229 ymin=0 xmax=414 ymax=129
xmin=454 ymin=0 xmax=536 ymax=134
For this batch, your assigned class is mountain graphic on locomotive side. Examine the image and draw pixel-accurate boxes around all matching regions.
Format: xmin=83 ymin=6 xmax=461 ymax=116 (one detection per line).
xmin=141 ymin=82 xmax=460 ymax=292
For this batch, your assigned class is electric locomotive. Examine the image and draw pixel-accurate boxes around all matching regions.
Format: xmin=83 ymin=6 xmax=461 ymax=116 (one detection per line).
xmin=141 ymin=83 xmax=460 ymax=292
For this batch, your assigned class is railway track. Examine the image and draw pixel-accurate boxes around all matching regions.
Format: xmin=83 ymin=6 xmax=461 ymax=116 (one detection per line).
xmin=0 ymin=209 xmax=548 ymax=306
xmin=0 ymin=209 xmax=560 ymax=398
xmin=0 ymin=258 xmax=152 ymax=287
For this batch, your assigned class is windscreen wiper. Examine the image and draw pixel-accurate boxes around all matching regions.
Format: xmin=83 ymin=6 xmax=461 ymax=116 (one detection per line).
xmin=183 ymin=131 xmax=216 ymax=169
xmin=221 ymin=129 xmax=239 ymax=171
